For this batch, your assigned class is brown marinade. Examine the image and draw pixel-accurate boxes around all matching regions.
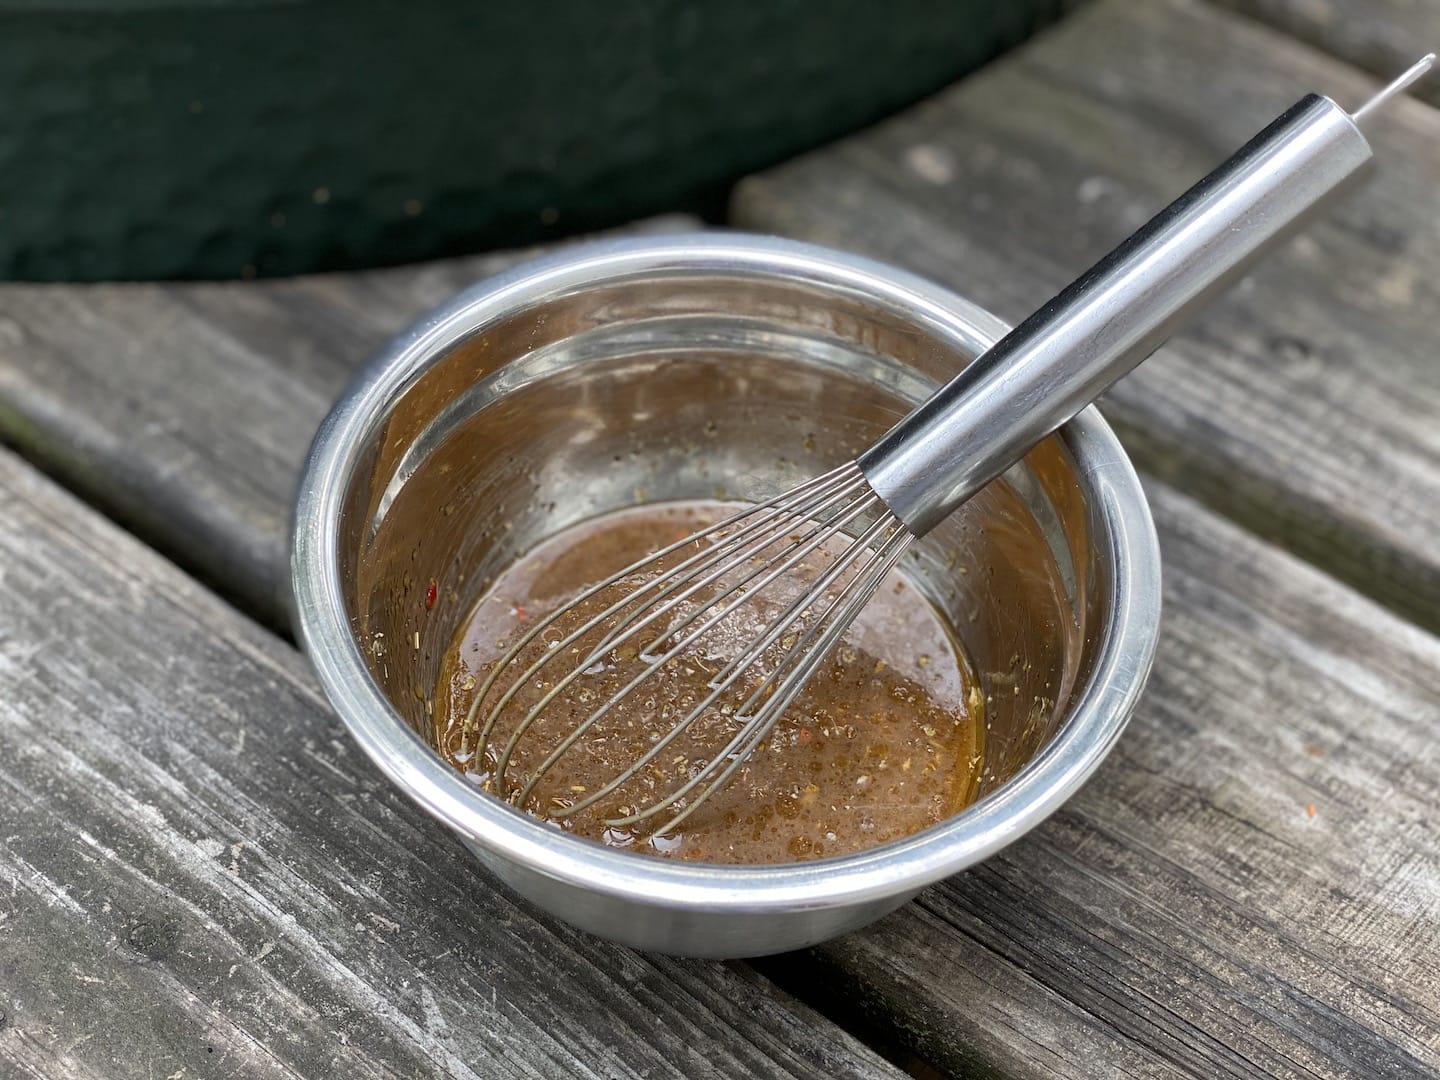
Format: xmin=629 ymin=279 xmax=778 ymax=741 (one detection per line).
xmin=434 ymin=502 xmax=984 ymax=864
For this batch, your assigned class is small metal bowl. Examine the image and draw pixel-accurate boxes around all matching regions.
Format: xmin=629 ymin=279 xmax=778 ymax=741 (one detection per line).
xmin=291 ymin=234 xmax=1161 ymax=958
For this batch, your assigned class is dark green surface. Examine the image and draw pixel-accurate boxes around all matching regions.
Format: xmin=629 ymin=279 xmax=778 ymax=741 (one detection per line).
xmin=0 ymin=0 xmax=1071 ymax=281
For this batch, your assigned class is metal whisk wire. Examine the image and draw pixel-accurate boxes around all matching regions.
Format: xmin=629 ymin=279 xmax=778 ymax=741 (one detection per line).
xmin=459 ymin=462 xmax=860 ymax=756
xmin=462 ymin=462 xmax=914 ymax=833
xmin=605 ymin=517 xmax=913 ymax=835
xmin=499 ymin=475 xmax=876 ymax=793
xmin=506 ymin=485 xmax=884 ymax=810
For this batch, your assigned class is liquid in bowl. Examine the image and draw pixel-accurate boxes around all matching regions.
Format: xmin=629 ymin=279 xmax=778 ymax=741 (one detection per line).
xmin=433 ymin=500 xmax=988 ymax=864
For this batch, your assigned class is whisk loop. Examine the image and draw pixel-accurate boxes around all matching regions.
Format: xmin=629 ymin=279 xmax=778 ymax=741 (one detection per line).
xmin=460 ymin=461 xmax=911 ymax=835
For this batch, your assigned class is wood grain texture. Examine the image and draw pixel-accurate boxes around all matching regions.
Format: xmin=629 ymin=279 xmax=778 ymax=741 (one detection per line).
xmin=18 ymin=234 xmax=1427 ymax=1072
xmin=0 ymin=447 xmax=899 ymax=1080
xmin=731 ymin=0 xmax=1440 ymax=631
xmin=779 ymin=479 xmax=1440 ymax=1078
xmin=0 ymin=215 xmax=699 ymax=632
xmin=0 ymin=12 xmax=1436 ymax=1071
xmin=1215 ymin=0 xmax=1440 ymax=109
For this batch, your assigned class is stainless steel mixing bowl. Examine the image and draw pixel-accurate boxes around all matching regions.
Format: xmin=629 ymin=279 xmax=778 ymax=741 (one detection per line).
xmin=291 ymin=233 xmax=1161 ymax=958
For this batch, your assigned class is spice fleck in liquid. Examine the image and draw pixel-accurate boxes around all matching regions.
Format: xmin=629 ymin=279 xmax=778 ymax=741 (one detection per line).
xmin=434 ymin=502 xmax=984 ymax=864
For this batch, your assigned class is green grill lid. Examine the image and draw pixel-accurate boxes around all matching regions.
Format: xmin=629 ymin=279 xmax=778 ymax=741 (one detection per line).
xmin=0 ymin=0 xmax=1071 ymax=280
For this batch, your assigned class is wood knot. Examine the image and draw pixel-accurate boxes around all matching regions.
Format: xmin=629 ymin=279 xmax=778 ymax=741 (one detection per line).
xmin=126 ymin=912 xmax=181 ymax=961
xmin=1268 ymin=335 xmax=1312 ymax=364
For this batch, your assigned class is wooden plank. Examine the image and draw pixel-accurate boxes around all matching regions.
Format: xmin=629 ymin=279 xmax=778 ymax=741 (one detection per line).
xmin=0 ymin=215 xmax=699 ymax=631
xmin=774 ymin=479 xmax=1440 ymax=1078
xmin=0 ymin=447 xmax=901 ymax=1080
xmin=731 ymin=0 xmax=1440 ymax=632
xmin=1214 ymin=0 xmax=1440 ymax=109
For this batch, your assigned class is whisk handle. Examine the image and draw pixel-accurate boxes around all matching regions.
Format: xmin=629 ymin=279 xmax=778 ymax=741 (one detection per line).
xmin=859 ymin=91 xmax=1375 ymax=537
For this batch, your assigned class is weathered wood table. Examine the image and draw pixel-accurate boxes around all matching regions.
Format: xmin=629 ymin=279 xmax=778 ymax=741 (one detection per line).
xmin=2 ymin=1 xmax=1437 ymax=1076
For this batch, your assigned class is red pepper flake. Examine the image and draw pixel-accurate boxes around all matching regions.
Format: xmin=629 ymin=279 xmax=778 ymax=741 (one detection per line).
xmin=1306 ymin=803 xmax=1317 ymax=818
xmin=424 ymin=578 xmax=438 ymax=610
xmin=798 ymin=727 xmax=812 ymax=743
xmin=512 ymin=603 xmax=528 ymax=621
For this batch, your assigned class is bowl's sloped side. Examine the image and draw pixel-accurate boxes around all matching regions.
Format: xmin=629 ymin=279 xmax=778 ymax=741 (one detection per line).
xmin=463 ymin=839 xmax=916 ymax=958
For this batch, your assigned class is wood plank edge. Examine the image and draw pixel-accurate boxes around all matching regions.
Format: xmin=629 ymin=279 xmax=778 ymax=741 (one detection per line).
xmin=0 ymin=388 xmax=292 ymax=635
xmin=1205 ymin=0 xmax=1440 ymax=109
xmin=1104 ymin=411 xmax=1440 ymax=636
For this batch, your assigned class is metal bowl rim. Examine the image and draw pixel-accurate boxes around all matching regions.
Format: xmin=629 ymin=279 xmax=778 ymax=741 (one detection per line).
xmin=290 ymin=231 xmax=1162 ymax=912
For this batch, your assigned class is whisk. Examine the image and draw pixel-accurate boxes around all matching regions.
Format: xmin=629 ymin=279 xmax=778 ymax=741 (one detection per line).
xmin=464 ymin=55 xmax=1434 ymax=836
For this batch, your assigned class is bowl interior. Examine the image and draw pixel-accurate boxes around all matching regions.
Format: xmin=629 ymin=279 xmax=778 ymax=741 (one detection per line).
xmin=336 ymin=260 xmax=1112 ymax=823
